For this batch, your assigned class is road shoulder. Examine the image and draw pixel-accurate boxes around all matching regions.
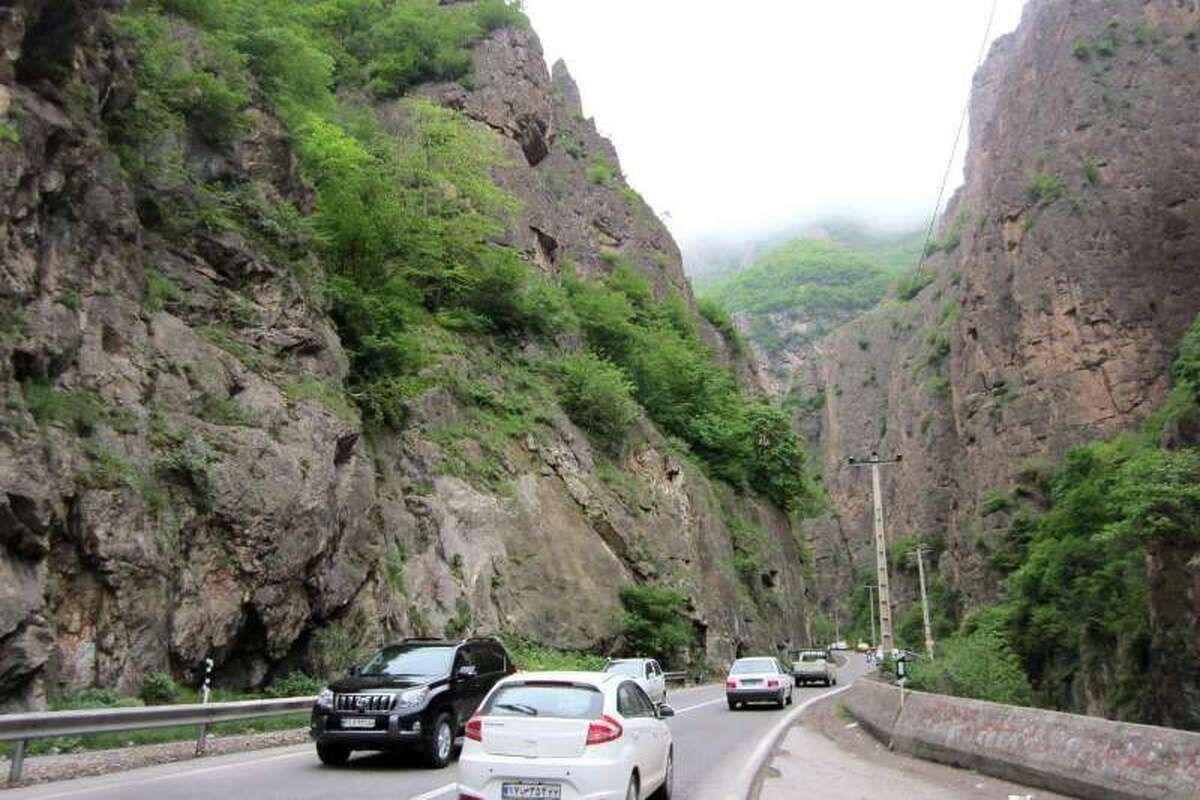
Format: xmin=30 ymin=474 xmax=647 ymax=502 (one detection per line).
xmin=756 ymin=693 xmax=1072 ymax=799
xmin=2 ymin=727 xmax=309 ymax=790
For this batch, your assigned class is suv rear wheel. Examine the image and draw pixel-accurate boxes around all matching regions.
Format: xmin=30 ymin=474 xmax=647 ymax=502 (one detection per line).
xmin=424 ymin=711 xmax=455 ymax=768
xmin=316 ymin=742 xmax=350 ymax=766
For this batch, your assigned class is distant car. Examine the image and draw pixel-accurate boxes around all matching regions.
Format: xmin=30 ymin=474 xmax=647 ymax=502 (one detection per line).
xmin=725 ymin=657 xmax=794 ymax=710
xmin=791 ymin=649 xmax=836 ymax=687
xmin=856 ymin=642 xmax=871 ymax=653
xmin=831 ymin=640 xmax=849 ymax=651
xmin=604 ymin=658 xmax=667 ymax=704
xmin=310 ymin=636 xmax=514 ymax=768
xmin=458 ymin=671 xmax=675 ymax=800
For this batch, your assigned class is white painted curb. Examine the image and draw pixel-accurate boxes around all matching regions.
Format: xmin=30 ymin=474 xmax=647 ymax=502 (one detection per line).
xmin=726 ymin=682 xmax=854 ymax=800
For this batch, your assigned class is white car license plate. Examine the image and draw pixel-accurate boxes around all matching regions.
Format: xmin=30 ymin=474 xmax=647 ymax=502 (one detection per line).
xmin=340 ymin=717 xmax=375 ymax=729
xmin=501 ymin=783 xmax=561 ymax=799
xmin=742 ymin=679 xmax=761 ymax=685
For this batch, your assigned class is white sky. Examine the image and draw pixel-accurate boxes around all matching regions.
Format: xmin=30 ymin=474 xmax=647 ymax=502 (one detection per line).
xmin=522 ymin=0 xmax=1028 ymax=248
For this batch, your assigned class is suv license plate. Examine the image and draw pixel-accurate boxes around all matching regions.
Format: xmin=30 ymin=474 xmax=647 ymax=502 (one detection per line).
xmin=502 ymin=783 xmax=561 ymax=799
xmin=340 ymin=717 xmax=375 ymax=729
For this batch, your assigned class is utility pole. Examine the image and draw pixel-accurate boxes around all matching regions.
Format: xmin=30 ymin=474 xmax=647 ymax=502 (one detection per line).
xmin=848 ymin=452 xmax=902 ymax=654
xmin=910 ymin=545 xmax=935 ymax=660
xmin=866 ymin=583 xmax=877 ymax=647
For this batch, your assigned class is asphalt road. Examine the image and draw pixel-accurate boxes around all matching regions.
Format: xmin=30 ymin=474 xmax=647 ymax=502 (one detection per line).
xmin=5 ymin=667 xmax=861 ymax=800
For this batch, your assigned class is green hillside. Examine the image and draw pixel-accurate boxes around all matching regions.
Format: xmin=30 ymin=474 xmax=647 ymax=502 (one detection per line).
xmin=700 ymin=233 xmax=920 ymax=355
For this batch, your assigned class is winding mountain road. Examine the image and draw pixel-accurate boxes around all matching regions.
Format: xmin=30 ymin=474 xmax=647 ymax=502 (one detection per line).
xmin=4 ymin=658 xmax=1058 ymax=800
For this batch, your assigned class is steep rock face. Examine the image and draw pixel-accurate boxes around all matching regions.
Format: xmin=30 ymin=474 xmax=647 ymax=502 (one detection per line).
xmin=803 ymin=0 xmax=1200 ymax=671
xmin=0 ymin=4 xmax=808 ymax=709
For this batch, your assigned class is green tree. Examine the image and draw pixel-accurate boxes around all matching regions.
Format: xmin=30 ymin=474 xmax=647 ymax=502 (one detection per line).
xmin=619 ymin=584 xmax=694 ymax=667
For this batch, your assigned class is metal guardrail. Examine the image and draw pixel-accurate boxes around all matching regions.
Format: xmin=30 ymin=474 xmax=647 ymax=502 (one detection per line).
xmin=1 ymin=696 xmax=315 ymax=785
xmin=663 ymin=671 xmax=686 ymax=684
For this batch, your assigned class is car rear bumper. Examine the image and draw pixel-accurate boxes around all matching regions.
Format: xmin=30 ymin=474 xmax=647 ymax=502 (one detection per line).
xmin=458 ymin=750 xmax=634 ymax=800
xmin=310 ymin=709 xmax=425 ymax=749
xmin=726 ymin=689 xmax=783 ymax=703
xmin=793 ymin=672 xmax=830 ymax=681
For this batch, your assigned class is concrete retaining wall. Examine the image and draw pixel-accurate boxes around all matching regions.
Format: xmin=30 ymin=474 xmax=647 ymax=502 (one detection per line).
xmin=841 ymin=677 xmax=902 ymax=745
xmin=842 ymin=680 xmax=1200 ymax=800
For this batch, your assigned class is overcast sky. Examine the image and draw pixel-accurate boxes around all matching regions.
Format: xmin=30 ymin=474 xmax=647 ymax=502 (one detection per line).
xmin=522 ymin=0 xmax=1028 ymax=249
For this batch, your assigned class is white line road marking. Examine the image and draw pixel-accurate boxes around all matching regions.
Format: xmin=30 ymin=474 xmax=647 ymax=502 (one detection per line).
xmin=674 ymin=696 xmax=727 ymax=714
xmin=19 ymin=750 xmax=312 ymax=799
xmin=409 ymin=782 xmax=458 ymax=800
xmin=726 ymin=683 xmax=852 ymax=800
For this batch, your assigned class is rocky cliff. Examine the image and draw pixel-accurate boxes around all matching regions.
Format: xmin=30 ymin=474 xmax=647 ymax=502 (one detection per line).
xmin=0 ymin=0 xmax=810 ymax=710
xmin=789 ymin=0 xmax=1200 ymax=724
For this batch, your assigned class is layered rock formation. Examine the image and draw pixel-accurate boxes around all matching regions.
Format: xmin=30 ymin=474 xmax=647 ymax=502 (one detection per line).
xmin=0 ymin=2 xmax=807 ymax=710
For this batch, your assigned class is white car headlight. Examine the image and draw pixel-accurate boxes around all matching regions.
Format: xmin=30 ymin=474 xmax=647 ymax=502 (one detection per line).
xmin=397 ymin=687 xmax=429 ymax=709
xmin=316 ymin=687 xmax=333 ymax=709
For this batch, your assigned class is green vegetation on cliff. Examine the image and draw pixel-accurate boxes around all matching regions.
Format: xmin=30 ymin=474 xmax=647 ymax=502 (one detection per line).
xmin=112 ymin=0 xmax=816 ymax=564
xmin=922 ymin=316 xmax=1200 ymax=729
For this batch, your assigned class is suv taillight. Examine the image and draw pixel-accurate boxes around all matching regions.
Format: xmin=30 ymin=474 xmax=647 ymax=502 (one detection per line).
xmin=585 ymin=714 xmax=623 ymax=745
xmin=725 ymin=679 xmax=737 ymax=689
xmin=465 ymin=716 xmax=482 ymax=742
xmin=767 ymin=679 xmax=779 ymax=689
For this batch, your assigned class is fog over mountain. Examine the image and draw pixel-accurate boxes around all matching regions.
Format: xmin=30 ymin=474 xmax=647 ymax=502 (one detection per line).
xmin=522 ymin=0 xmax=1028 ymax=258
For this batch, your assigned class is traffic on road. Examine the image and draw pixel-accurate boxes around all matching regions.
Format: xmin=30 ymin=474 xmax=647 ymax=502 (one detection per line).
xmin=3 ymin=646 xmax=863 ymax=800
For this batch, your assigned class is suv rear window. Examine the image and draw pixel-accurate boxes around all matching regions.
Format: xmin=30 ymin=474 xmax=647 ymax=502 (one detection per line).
xmin=481 ymin=683 xmax=603 ymax=719
xmin=800 ymin=653 xmax=825 ymax=662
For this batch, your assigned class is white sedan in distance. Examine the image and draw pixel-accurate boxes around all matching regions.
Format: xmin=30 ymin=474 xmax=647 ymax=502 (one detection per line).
xmin=603 ymin=658 xmax=667 ymax=704
xmin=458 ymin=671 xmax=675 ymax=800
xmin=724 ymin=656 xmax=794 ymax=710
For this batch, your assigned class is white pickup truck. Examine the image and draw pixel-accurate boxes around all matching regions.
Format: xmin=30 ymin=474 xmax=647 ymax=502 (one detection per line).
xmin=792 ymin=649 xmax=837 ymax=686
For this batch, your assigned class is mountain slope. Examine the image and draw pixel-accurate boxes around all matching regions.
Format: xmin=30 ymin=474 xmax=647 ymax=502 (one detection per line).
xmin=0 ymin=0 xmax=814 ymax=709
xmin=789 ymin=0 xmax=1200 ymax=728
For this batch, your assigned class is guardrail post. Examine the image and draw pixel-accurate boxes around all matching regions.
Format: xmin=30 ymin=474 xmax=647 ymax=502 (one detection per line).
xmin=7 ymin=738 xmax=26 ymax=785
xmin=194 ymin=723 xmax=208 ymax=757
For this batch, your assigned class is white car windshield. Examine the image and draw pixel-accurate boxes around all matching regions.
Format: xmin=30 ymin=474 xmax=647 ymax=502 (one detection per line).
xmin=731 ymin=659 xmax=776 ymax=675
xmin=481 ymin=683 xmax=603 ymax=719
xmin=604 ymin=661 xmax=643 ymax=676
xmin=800 ymin=653 xmax=825 ymax=662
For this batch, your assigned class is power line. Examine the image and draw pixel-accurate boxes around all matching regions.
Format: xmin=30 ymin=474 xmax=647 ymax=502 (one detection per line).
xmin=915 ymin=0 xmax=1002 ymax=276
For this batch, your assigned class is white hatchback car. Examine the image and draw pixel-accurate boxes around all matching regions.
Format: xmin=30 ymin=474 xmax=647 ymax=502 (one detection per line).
xmin=724 ymin=657 xmax=794 ymax=710
xmin=458 ymin=671 xmax=675 ymax=800
xmin=603 ymin=658 xmax=667 ymax=704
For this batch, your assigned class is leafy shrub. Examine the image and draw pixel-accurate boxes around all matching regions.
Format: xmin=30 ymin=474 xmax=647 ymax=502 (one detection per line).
xmin=112 ymin=7 xmax=249 ymax=159
xmin=141 ymin=672 xmax=180 ymax=705
xmin=698 ymin=297 xmax=745 ymax=355
xmin=895 ymin=268 xmax=935 ymax=301
xmin=23 ymin=382 xmax=104 ymax=437
xmin=587 ymin=156 xmax=617 ymax=186
xmin=907 ymin=626 xmax=1033 ymax=705
xmin=0 ymin=120 xmax=20 ymax=143
xmin=619 ymin=584 xmax=694 ymax=668
xmin=980 ymin=488 xmax=1014 ymax=516
xmin=1072 ymin=39 xmax=1092 ymax=60
xmin=925 ymin=330 xmax=951 ymax=368
xmin=265 ymin=672 xmax=323 ymax=698
xmin=1029 ymin=173 xmax=1066 ymax=206
xmin=499 ymin=633 xmax=605 ymax=672
xmin=51 ymin=687 xmax=144 ymax=711
xmin=283 ymin=379 xmax=357 ymax=424
xmin=554 ymin=352 xmax=639 ymax=447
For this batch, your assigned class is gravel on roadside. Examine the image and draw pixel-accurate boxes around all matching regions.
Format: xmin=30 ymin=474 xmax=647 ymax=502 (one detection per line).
xmin=1 ymin=727 xmax=311 ymax=789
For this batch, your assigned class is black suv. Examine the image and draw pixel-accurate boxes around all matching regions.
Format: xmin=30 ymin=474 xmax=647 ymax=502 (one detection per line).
xmin=310 ymin=637 xmax=515 ymax=768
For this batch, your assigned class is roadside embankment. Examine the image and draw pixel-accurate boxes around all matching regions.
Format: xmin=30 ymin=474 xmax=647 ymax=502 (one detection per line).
xmin=842 ymin=678 xmax=1200 ymax=800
